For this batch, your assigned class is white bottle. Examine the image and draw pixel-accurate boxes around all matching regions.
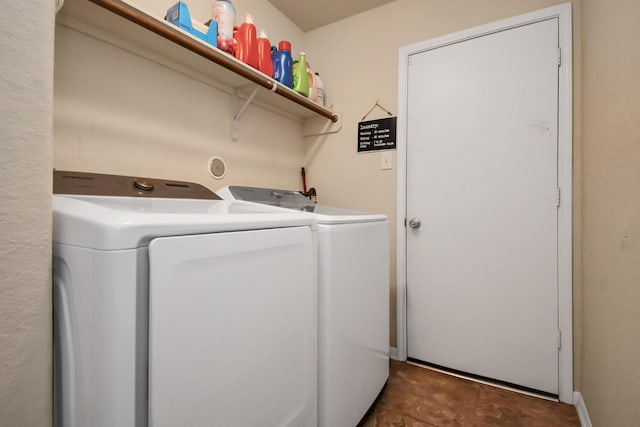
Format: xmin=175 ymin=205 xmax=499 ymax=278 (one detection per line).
xmin=315 ymin=72 xmax=325 ymax=106
xmin=307 ymin=63 xmax=318 ymax=102
xmin=211 ymin=0 xmax=236 ymax=53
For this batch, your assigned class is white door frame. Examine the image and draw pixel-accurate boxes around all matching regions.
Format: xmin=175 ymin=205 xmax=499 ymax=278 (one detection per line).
xmin=395 ymin=3 xmax=573 ymax=403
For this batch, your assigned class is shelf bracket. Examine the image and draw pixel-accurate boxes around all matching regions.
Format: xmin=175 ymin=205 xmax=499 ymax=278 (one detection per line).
xmin=232 ymin=84 xmax=261 ymax=140
xmin=303 ymin=111 xmax=343 ymax=137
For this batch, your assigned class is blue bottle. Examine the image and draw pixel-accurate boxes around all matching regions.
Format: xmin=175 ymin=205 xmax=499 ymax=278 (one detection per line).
xmin=272 ymin=40 xmax=293 ymax=88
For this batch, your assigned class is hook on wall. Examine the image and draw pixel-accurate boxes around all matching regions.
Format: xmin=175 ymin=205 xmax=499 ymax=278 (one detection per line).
xmin=361 ymin=100 xmax=394 ymax=121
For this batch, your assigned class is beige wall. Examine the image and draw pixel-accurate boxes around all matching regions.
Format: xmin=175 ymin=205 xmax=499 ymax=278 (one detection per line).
xmin=580 ymin=0 xmax=640 ymax=424
xmin=305 ymin=0 xmax=640 ymax=423
xmin=54 ymin=0 xmax=308 ymax=192
xmin=6 ymin=0 xmax=638 ymax=424
xmin=304 ymin=0 xmax=579 ymax=349
xmin=0 ymin=1 xmax=54 ymax=426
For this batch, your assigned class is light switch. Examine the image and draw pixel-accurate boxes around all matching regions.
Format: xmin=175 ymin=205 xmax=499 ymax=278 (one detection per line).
xmin=381 ymin=152 xmax=393 ymax=170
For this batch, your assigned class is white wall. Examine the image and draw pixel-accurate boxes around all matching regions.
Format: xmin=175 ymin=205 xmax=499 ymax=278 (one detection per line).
xmin=0 ymin=1 xmax=54 ymax=426
xmin=54 ymin=0 xmax=308 ymax=192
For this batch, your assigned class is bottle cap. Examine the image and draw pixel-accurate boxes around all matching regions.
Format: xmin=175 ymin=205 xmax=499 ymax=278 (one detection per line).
xmin=258 ymin=29 xmax=269 ymax=39
xmin=244 ymin=13 xmax=254 ymax=24
xmin=279 ymin=40 xmax=291 ymax=51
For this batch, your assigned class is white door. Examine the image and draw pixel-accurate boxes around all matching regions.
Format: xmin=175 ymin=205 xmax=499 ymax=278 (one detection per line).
xmin=406 ymin=19 xmax=560 ymax=394
xmin=148 ymin=227 xmax=317 ymax=427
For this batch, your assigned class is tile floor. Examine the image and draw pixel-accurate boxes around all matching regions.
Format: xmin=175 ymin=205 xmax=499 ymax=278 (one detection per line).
xmin=361 ymin=360 xmax=580 ymax=426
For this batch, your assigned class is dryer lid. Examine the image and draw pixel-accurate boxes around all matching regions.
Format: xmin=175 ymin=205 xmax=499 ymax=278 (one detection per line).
xmin=53 ymin=195 xmax=316 ymax=250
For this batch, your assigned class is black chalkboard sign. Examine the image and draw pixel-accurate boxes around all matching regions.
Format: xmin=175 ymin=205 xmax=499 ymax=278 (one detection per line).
xmin=357 ymin=117 xmax=397 ymax=152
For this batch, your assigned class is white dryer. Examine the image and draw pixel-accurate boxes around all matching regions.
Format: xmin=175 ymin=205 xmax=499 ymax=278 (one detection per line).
xmin=52 ymin=171 xmax=317 ymax=427
xmin=217 ymin=186 xmax=390 ymax=427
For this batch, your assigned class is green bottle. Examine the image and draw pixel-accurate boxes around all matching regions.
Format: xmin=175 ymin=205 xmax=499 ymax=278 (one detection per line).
xmin=292 ymin=52 xmax=309 ymax=97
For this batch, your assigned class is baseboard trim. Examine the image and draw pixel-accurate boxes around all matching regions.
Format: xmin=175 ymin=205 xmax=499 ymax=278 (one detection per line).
xmin=574 ymin=391 xmax=592 ymax=427
xmin=389 ymin=346 xmax=398 ymax=360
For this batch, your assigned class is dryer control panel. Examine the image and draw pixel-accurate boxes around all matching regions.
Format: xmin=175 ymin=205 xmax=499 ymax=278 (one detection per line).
xmin=53 ymin=170 xmax=220 ymax=199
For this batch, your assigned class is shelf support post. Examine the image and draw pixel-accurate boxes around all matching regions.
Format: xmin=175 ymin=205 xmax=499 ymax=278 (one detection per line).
xmin=232 ymin=85 xmax=260 ymax=140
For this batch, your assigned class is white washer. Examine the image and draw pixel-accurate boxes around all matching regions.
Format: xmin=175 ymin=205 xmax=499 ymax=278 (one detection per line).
xmin=53 ymin=171 xmax=318 ymax=427
xmin=218 ymin=186 xmax=390 ymax=427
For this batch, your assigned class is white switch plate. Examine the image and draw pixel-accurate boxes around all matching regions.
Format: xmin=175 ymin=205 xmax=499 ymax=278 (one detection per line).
xmin=381 ymin=152 xmax=393 ymax=170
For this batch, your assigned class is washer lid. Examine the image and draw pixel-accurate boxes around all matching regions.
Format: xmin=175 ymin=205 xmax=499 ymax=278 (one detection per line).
xmin=217 ymin=186 xmax=387 ymax=224
xmin=53 ymin=195 xmax=316 ymax=250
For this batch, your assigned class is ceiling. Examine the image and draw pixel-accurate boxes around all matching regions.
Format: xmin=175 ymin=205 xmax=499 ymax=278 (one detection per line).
xmin=267 ymin=0 xmax=395 ymax=32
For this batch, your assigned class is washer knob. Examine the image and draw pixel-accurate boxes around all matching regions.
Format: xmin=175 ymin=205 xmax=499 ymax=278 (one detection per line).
xmin=133 ymin=179 xmax=154 ymax=192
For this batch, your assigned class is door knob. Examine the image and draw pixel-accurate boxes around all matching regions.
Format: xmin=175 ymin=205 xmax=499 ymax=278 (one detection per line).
xmin=408 ymin=218 xmax=422 ymax=229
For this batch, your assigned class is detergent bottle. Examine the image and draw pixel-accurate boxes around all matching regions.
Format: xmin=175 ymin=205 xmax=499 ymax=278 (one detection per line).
xmin=211 ymin=0 xmax=236 ymax=53
xmin=234 ymin=13 xmax=259 ymax=69
xmin=292 ymin=52 xmax=309 ymax=97
xmin=307 ymin=62 xmax=318 ymax=102
xmin=315 ymin=72 xmax=325 ymax=106
xmin=256 ymin=29 xmax=273 ymax=77
xmin=272 ymin=41 xmax=293 ymax=88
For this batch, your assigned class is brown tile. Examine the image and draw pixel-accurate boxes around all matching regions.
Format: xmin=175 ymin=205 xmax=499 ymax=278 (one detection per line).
xmin=470 ymin=385 xmax=580 ymax=427
xmin=389 ymin=359 xmax=403 ymax=378
xmin=371 ymin=362 xmax=580 ymax=427
xmin=361 ymin=405 xmax=436 ymax=427
xmin=393 ymin=363 xmax=481 ymax=403
xmin=374 ymin=367 xmax=480 ymax=426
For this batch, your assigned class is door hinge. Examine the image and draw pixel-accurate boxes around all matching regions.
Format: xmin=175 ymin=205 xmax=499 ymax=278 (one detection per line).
xmin=557 ymin=47 xmax=562 ymax=67
xmin=557 ymin=330 xmax=562 ymax=350
xmin=556 ymin=188 xmax=561 ymax=207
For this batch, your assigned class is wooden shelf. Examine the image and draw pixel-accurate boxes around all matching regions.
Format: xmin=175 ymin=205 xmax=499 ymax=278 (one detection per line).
xmin=57 ymin=0 xmax=338 ymax=123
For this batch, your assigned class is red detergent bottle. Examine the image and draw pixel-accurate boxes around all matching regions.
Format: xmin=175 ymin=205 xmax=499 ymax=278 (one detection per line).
xmin=257 ymin=29 xmax=273 ymax=77
xmin=234 ymin=13 xmax=259 ymax=69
